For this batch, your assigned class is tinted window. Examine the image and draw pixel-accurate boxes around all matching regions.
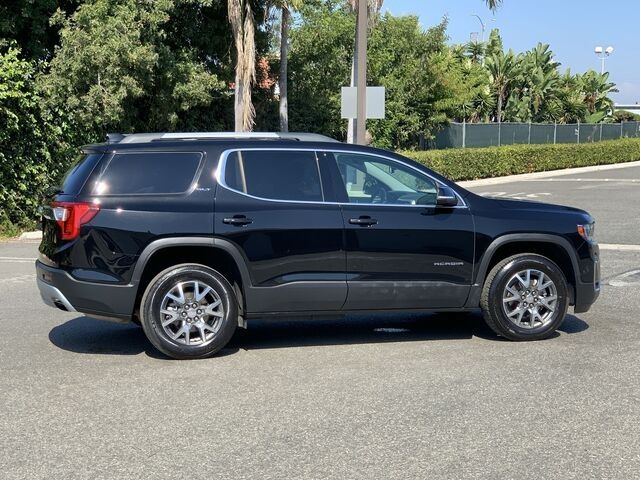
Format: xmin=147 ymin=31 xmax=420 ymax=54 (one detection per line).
xmin=93 ymin=152 xmax=202 ymax=195
xmin=225 ymin=150 xmax=323 ymax=202
xmin=333 ymin=153 xmax=437 ymax=206
xmin=60 ymin=153 xmax=102 ymax=195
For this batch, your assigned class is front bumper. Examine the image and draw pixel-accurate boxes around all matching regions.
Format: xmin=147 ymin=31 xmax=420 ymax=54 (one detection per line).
xmin=574 ymin=242 xmax=601 ymax=314
xmin=35 ymin=260 xmax=135 ymax=322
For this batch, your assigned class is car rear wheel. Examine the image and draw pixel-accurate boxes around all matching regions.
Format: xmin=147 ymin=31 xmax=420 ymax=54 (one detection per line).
xmin=140 ymin=264 xmax=238 ymax=359
xmin=480 ymin=254 xmax=569 ymax=341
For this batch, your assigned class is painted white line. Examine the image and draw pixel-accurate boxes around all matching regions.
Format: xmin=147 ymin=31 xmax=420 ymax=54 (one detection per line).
xmin=459 ymin=160 xmax=640 ymax=187
xmin=599 ymin=244 xmax=640 ymax=252
xmin=522 ymin=178 xmax=640 ymax=182
xmin=609 ymin=270 xmax=640 ymax=287
xmin=0 ymin=257 xmax=37 ymax=263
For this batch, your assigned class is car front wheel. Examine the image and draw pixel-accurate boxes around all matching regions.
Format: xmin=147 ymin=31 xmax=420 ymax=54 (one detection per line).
xmin=480 ymin=254 xmax=569 ymax=341
xmin=140 ymin=264 xmax=238 ymax=359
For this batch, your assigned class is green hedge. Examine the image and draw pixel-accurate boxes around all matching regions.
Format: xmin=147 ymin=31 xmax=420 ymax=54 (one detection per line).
xmin=400 ymin=138 xmax=640 ymax=181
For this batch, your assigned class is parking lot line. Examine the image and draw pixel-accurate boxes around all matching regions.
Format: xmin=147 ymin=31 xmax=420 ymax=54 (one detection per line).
xmin=0 ymin=257 xmax=37 ymax=262
xmin=599 ymin=244 xmax=640 ymax=252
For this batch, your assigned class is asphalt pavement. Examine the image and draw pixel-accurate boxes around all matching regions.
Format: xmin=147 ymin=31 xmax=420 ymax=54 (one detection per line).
xmin=1 ymin=163 xmax=639 ymax=479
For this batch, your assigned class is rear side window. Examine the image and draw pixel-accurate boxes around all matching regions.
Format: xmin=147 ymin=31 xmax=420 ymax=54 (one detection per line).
xmin=60 ymin=153 xmax=102 ymax=195
xmin=224 ymin=150 xmax=323 ymax=202
xmin=93 ymin=152 xmax=202 ymax=195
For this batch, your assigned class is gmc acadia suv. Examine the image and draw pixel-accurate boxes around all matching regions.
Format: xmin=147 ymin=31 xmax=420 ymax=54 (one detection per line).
xmin=36 ymin=132 xmax=601 ymax=359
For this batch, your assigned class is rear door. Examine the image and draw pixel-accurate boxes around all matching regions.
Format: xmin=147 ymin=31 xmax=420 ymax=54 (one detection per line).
xmin=323 ymin=151 xmax=475 ymax=310
xmin=214 ymin=149 xmax=346 ymax=313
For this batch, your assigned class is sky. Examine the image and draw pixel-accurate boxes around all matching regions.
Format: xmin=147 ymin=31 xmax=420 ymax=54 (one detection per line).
xmin=383 ymin=0 xmax=639 ymax=104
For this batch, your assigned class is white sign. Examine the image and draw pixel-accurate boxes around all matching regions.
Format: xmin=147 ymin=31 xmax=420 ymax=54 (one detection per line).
xmin=341 ymin=86 xmax=385 ymax=119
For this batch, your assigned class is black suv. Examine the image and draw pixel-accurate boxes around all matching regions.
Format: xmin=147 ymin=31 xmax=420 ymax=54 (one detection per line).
xmin=36 ymin=132 xmax=600 ymax=359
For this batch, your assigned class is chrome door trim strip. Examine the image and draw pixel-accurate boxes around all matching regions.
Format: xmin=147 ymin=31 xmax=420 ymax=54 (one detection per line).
xmin=214 ymin=147 xmax=468 ymax=209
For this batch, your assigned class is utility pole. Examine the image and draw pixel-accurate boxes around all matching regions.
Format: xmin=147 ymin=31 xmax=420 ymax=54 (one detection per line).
xmin=356 ymin=0 xmax=368 ymax=145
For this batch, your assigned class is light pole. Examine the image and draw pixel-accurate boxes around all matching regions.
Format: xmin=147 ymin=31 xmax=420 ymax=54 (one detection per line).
xmin=471 ymin=14 xmax=495 ymax=66
xmin=595 ymin=46 xmax=614 ymax=74
xmin=471 ymin=14 xmax=486 ymax=43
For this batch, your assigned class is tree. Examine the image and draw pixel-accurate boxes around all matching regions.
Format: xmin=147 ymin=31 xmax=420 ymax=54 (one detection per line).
xmin=0 ymin=0 xmax=81 ymax=60
xmin=486 ymin=49 xmax=519 ymax=122
xmin=288 ymin=4 xmax=461 ymax=148
xmin=270 ymin=0 xmax=303 ymax=132
xmin=344 ymin=0 xmax=503 ymax=141
xmin=41 ymin=0 xmax=226 ymax=139
xmin=580 ymin=70 xmax=618 ymax=117
xmin=228 ymin=0 xmax=257 ymax=131
xmin=0 ymin=47 xmax=72 ymax=228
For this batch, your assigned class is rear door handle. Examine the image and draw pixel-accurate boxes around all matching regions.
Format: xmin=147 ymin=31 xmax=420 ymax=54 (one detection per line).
xmin=349 ymin=216 xmax=378 ymax=226
xmin=223 ymin=215 xmax=253 ymax=226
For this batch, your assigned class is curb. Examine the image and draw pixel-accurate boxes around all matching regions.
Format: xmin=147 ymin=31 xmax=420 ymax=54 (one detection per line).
xmin=458 ymin=160 xmax=640 ymax=187
xmin=19 ymin=231 xmax=42 ymax=241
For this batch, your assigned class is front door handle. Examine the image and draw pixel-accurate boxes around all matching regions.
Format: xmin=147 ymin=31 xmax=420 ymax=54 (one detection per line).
xmin=223 ymin=215 xmax=253 ymax=226
xmin=349 ymin=216 xmax=378 ymax=226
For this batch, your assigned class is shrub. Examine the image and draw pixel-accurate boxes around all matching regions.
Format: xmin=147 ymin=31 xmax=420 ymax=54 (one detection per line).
xmin=400 ymin=138 xmax=640 ymax=181
xmin=0 ymin=47 xmax=76 ymax=234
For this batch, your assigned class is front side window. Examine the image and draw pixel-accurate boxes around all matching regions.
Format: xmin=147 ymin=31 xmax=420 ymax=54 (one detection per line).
xmin=333 ymin=153 xmax=437 ymax=206
xmin=224 ymin=150 xmax=323 ymax=202
xmin=93 ymin=152 xmax=202 ymax=195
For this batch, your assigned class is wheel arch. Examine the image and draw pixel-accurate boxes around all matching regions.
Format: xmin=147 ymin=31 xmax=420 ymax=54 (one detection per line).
xmin=469 ymin=234 xmax=579 ymax=307
xmin=130 ymin=237 xmax=252 ymax=324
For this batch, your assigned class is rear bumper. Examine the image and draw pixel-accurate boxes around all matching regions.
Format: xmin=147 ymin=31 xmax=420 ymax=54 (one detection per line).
xmin=37 ymin=277 xmax=77 ymax=312
xmin=35 ymin=260 xmax=135 ymax=322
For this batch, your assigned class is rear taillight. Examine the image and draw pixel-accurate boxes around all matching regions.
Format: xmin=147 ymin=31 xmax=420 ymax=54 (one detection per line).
xmin=50 ymin=202 xmax=100 ymax=240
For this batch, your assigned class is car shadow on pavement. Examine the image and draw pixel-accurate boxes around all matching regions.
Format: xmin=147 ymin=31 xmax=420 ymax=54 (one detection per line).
xmin=48 ymin=312 xmax=589 ymax=358
xmin=48 ymin=317 xmax=169 ymax=358
xmin=232 ymin=312 xmax=589 ymax=349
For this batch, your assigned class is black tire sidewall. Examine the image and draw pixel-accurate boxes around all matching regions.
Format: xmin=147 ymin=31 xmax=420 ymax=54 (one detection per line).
xmin=141 ymin=264 xmax=238 ymax=359
xmin=488 ymin=255 xmax=568 ymax=340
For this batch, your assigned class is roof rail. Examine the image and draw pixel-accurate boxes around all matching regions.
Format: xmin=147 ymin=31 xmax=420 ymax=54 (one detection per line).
xmin=105 ymin=132 xmax=339 ymax=144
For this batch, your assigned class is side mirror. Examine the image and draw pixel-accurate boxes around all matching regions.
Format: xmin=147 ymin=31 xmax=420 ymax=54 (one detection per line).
xmin=436 ymin=185 xmax=459 ymax=208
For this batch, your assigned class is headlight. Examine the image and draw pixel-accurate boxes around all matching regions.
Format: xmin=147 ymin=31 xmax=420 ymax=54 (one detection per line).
xmin=577 ymin=223 xmax=595 ymax=242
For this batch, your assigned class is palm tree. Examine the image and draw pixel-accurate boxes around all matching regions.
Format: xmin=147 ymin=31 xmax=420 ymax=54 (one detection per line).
xmin=228 ymin=0 xmax=256 ymax=131
xmin=465 ymin=41 xmax=486 ymax=64
xmin=580 ymin=70 xmax=618 ymax=115
xmin=273 ymin=0 xmax=302 ymax=132
xmin=486 ymin=49 xmax=519 ymax=122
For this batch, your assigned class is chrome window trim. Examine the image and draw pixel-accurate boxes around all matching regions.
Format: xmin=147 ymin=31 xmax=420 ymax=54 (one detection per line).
xmin=215 ymin=148 xmax=468 ymax=209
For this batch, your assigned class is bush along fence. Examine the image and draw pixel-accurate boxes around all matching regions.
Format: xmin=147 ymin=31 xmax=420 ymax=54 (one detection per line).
xmin=402 ymin=138 xmax=640 ymax=182
xmin=433 ymin=121 xmax=640 ymax=149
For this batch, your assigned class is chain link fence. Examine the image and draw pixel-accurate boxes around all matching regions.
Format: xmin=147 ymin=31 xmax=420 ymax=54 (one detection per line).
xmin=432 ymin=121 xmax=640 ymax=149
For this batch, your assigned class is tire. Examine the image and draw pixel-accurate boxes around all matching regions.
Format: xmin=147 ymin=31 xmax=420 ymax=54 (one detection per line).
xmin=480 ymin=254 xmax=569 ymax=341
xmin=140 ymin=264 xmax=238 ymax=359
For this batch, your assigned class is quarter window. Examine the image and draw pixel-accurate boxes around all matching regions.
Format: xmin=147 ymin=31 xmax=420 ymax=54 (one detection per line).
xmin=332 ymin=153 xmax=438 ymax=206
xmin=93 ymin=152 xmax=202 ymax=195
xmin=224 ymin=150 xmax=323 ymax=202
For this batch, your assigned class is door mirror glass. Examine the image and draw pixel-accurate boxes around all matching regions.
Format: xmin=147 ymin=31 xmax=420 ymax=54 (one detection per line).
xmin=436 ymin=185 xmax=459 ymax=207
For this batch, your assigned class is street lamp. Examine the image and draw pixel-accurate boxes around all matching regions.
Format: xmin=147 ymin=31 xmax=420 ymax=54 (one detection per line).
xmin=471 ymin=14 xmax=486 ymax=43
xmin=595 ymin=46 xmax=614 ymax=74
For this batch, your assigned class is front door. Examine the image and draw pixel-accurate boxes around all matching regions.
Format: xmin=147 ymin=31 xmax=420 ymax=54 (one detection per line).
xmin=214 ymin=149 xmax=347 ymax=313
xmin=325 ymin=151 xmax=475 ymax=310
